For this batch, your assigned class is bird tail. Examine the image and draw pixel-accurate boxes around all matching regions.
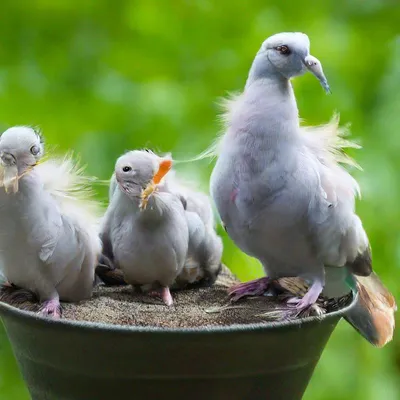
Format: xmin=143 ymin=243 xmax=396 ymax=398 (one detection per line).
xmin=345 ymin=272 xmax=396 ymax=347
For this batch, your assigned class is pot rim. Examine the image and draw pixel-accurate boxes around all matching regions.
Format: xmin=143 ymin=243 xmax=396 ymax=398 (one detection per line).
xmin=0 ymin=290 xmax=357 ymax=335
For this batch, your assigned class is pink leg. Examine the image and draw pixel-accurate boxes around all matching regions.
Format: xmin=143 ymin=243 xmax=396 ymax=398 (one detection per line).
xmin=160 ymin=287 xmax=173 ymax=306
xmin=287 ymin=279 xmax=324 ymax=312
xmin=39 ymin=298 xmax=62 ymax=319
xmin=148 ymin=287 xmax=174 ymax=306
xmin=228 ymin=277 xmax=270 ymax=302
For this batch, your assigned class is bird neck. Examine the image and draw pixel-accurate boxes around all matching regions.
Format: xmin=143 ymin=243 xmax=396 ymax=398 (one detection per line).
xmin=245 ymin=52 xmax=286 ymax=90
xmin=239 ymin=53 xmax=300 ymax=143
xmin=114 ymin=187 xmax=166 ymax=223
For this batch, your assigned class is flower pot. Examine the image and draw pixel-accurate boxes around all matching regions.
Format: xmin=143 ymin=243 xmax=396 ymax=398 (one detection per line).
xmin=0 ymin=290 xmax=355 ymax=400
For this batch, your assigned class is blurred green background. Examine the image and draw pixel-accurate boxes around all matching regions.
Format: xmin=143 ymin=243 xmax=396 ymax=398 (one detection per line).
xmin=0 ymin=0 xmax=399 ymax=399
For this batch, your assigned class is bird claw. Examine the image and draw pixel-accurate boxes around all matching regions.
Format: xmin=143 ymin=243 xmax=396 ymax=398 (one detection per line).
xmin=286 ymin=297 xmax=301 ymax=305
xmin=39 ymin=299 xmax=62 ymax=319
xmin=228 ymin=277 xmax=271 ymax=302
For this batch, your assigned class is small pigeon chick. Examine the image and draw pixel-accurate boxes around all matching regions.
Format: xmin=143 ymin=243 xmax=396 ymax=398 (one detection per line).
xmin=0 ymin=126 xmax=102 ymax=318
xmin=162 ymin=171 xmax=223 ymax=288
xmin=100 ymin=150 xmax=188 ymax=306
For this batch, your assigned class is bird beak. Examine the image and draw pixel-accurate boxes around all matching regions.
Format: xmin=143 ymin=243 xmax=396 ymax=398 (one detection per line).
xmin=0 ymin=152 xmax=19 ymax=194
xmin=153 ymin=159 xmax=172 ymax=185
xmin=139 ymin=159 xmax=173 ymax=210
xmin=304 ymin=55 xmax=331 ymax=94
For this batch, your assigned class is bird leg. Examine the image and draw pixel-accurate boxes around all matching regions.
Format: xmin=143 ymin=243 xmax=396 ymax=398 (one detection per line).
xmin=228 ymin=277 xmax=271 ymax=302
xmin=148 ymin=287 xmax=174 ymax=306
xmin=160 ymin=287 xmax=173 ymax=306
xmin=39 ymin=296 xmax=62 ymax=319
xmin=287 ymin=279 xmax=324 ymax=313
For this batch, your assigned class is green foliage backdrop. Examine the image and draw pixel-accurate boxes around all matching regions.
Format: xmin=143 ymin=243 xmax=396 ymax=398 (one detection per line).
xmin=0 ymin=1 xmax=399 ymax=399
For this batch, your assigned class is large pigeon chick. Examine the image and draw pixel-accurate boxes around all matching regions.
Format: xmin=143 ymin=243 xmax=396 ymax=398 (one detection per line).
xmin=209 ymin=32 xmax=396 ymax=347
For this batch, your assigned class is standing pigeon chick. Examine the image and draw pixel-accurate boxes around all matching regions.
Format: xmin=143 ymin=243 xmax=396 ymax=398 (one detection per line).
xmin=163 ymin=171 xmax=223 ymax=288
xmin=0 ymin=126 xmax=102 ymax=318
xmin=209 ymin=32 xmax=396 ymax=346
xmin=100 ymin=150 xmax=188 ymax=306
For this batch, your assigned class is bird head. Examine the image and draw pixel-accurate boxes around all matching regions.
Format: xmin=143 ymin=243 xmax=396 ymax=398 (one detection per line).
xmin=258 ymin=32 xmax=330 ymax=93
xmin=0 ymin=126 xmax=44 ymax=193
xmin=115 ymin=149 xmax=172 ymax=209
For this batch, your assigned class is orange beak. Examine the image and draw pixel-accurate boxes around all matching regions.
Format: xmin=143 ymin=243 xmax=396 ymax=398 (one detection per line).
xmin=139 ymin=158 xmax=173 ymax=210
xmin=153 ymin=159 xmax=172 ymax=184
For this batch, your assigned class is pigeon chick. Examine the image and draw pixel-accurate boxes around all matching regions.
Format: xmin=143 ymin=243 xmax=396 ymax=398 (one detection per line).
xmin=0 ymin=126 xmax=102 ymax=318
xmin=209 ymin=32 xmax=396 ymax=346
xmin=100 ymin=150 xmax=188 ymax=306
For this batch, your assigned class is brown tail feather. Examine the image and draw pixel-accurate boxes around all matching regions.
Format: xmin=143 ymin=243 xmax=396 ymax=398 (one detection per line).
xmin=345 ymin=272 xmax=396 ymax=347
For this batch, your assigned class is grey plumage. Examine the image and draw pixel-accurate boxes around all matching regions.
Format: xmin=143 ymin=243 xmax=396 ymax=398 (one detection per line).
xmin=100 ymin=150 xmax=188 ymax=305
xmin=0 ymin=126 xmax=102 ymax=318
xmin=99 ymin=155 xmax=223 ymax=290
xmin=209 ymin=32 xmax=396 ymax=345
xmin=163 ymin=171 xmax=223 ymax=288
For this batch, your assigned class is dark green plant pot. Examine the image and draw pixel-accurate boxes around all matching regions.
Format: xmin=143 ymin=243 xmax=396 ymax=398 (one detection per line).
xmin=0 ymin=293 xmax=356 ymax=400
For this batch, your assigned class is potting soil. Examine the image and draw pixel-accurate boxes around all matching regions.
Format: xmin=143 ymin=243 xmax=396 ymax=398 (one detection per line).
xmin=2 ymin=266 xmax=352 ymax=327
xmin=61 ymin=266 xmax=351 ymax=327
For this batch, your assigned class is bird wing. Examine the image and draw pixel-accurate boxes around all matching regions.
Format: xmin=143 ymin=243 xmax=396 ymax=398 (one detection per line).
xmin=301 ymin=116 xmax=370 ymax=271
xmin=34 ymin=154 xmax=102 ymax=266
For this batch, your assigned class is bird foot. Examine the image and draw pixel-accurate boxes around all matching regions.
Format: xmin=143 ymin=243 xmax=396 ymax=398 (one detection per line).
xmin=39 ymin=298 xmax=62 ymax=319
xmin=148 ymin=287 xmax=174 ymax=306
xmin=228 ymin=277 xmax=271 ymax=302
xmin=286 ymin=280 xmax=323 ymax=314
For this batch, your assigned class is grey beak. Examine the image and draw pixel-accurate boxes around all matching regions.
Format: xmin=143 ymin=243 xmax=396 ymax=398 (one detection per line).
xmin=0 ymin=151 xmax=19 ymax=193
xmin=0 ymin=151 xmax=16 ymax=166
xmin=304 ymin=55 xmax=331 ymax=94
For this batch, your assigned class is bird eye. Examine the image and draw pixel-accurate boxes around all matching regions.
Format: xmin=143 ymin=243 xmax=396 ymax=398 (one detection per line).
xmin=122 ymin=166 xmax=132 ymax=172
xmin=276 ymin=45 xmax=290 ymax=55
xmin=30 ymin=145 xmax=40 ymax=156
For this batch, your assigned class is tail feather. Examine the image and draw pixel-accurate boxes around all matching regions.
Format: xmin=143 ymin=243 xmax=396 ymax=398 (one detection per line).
xmin=345 ymin=272 xmax=396 ymax=347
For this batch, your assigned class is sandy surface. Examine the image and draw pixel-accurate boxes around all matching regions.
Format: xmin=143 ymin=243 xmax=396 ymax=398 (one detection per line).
xmin=61 ymin=266 xmax=351 ymax=328
xmin=1 ymin=266 xmax=352 ymax=328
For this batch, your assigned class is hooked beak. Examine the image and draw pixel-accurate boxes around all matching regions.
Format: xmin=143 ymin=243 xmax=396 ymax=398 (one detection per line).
xmin=0 ymin=152 xmax=19 ymax=194
xmin=304 ymin=55 xmax=331 ymax=94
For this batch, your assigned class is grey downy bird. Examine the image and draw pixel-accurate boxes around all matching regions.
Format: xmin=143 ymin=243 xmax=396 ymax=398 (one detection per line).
xmin=162 ymin=169 xmax=223 ymax=288
xmin=98 ymin=151 xmax=224 ymax=289
xmin=0 ymin=126 xmax=102 ymax=318
xmin=209 ymin=32 xmax=396 ymax=347
xmin=99 ymin=150 xmax=188 ymax=306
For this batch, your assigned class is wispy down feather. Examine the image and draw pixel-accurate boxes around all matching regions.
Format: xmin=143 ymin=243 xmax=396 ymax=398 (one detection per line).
xmin=300 ymin=114 xmax=362 ymax=170
xmin=34 ymin=152 xmax=103 ymax=233
xmin=178 ymin=94 xmax=362 ymax=183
